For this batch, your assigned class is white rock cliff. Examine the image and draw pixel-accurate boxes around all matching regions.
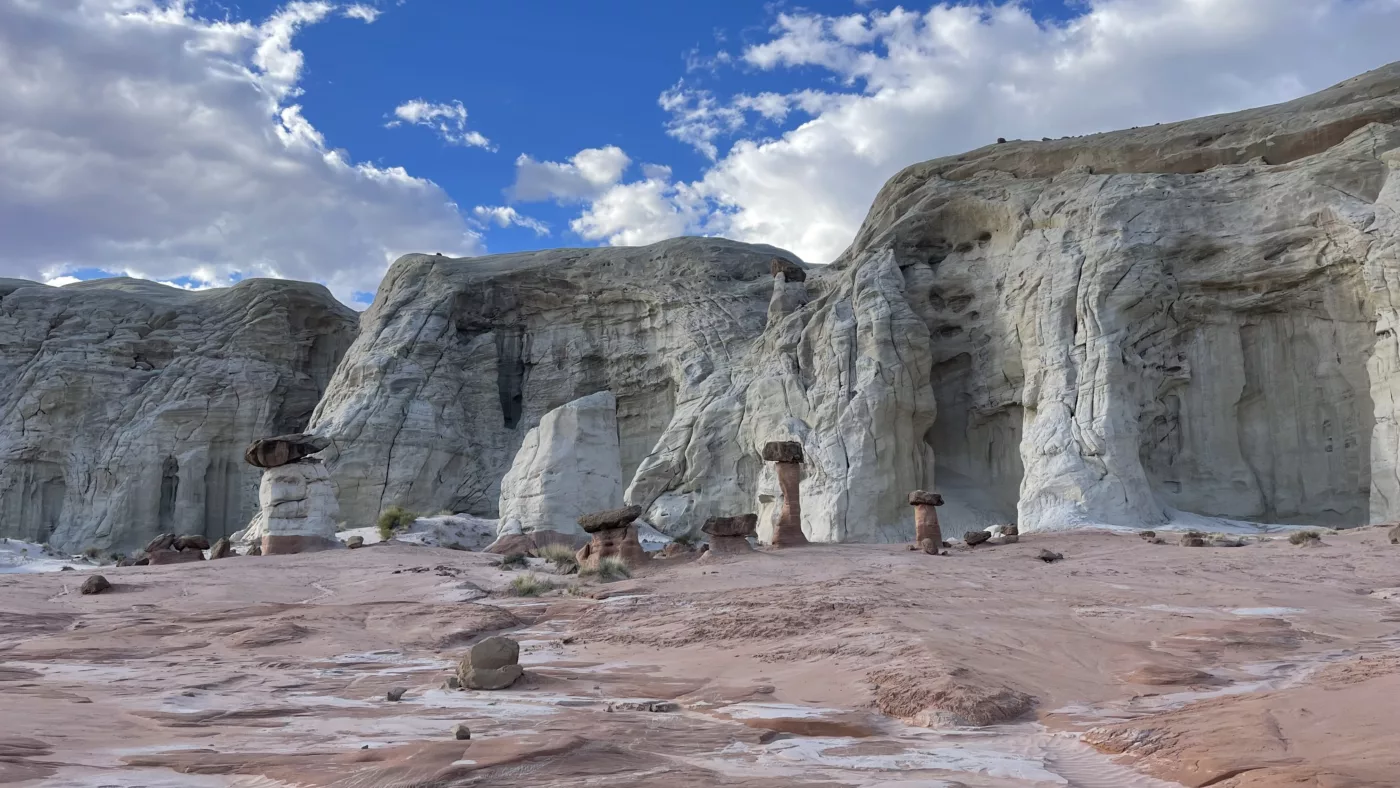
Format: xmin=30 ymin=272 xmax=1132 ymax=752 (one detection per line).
xmin=0 ymin=278 xmax=358 ymax=552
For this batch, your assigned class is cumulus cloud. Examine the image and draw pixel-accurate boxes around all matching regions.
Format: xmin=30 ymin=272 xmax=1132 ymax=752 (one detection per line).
xmin=0 ymin=0 xmax=480 ymax=305
xmin=471 ymin=206 xmax=550 ymax=236
xmin=387 ymin=99 xmax=494 ymax=149
xmin=342 ymin=4 xmax=381 ymax=22
xmin=507 ymin=146 xmax=632 ymax=202
xmin=576 ymin=0 xmax=1400 ymax=263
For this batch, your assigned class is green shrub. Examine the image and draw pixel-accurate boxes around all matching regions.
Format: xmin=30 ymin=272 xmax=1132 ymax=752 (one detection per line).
xmin=82 ymin=546 xmax=100 ymax=560
xmin=537 ymin=543 xmax=580 ymax=574
xmin=509 ymin=573 xmax=554 ymax=597
xmin=376 ymin=505 xmax=419 ymax=541
xmin=1288 ymin=530 xmax=1322 ymax=545
xmin=580 ymin=556 xmax=631 ymax=582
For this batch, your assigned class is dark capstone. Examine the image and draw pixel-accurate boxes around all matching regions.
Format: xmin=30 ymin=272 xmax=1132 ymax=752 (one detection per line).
xmin=174 ymin=535 xmax=210 ymax=551
xmin=769 ymin=257 xmax=807 ymax=283
xmin=243 ymin=433 xmax=330 ymax=469
xmin=761 ymin=441 xmax=804 ymax=464
xmin=908 ymin=490 xmax=944 ymax=507
xmin=702 ymin=514 xmax=758 ymax=538
xmin=577 ymin=505 xmax=643 ymax=533
xmin=964 ymin=530 xmax=991 ymax=547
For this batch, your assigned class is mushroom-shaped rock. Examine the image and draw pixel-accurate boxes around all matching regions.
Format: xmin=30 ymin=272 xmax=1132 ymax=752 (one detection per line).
xmin=762 ymin=441 xmax=809 ymax=547
xmin=908 ymin=490 xmax=944 ymax=548
xmin=80 ymin=575 xmax=112 ymax=595
xmin=702 ymin=514 xmax=757 ymax=555
xmin=457 ymin=635 xmax=523 ymax=691
xmin=243 ymin=433 xmax=330 ymax=469
xmin=576 ymin=506 xmax=647 ymax=569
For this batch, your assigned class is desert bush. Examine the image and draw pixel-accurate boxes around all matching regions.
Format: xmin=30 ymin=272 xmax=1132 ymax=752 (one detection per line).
xmin=537 ymin=543 xmax=579 ymax=574
xmin=580 ymin=556 xmax=631 ymax=582
xmin=82 ymin=546 xmax=100 ymax=559
xmin=377 ymin=505 xmax=419 ymax=541
xmin=1289 ymin=530 xmax=1322 ymax=545
xmin=496 ymin=552 xmax=528 ymax=570
xmin=509 ymin=573 xmax=554 ymax=597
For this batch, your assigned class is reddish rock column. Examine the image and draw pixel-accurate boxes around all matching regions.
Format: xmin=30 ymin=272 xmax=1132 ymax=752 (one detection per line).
xmin=908 ymin=490 xmax=944 ymax=550
xmin=576 ymin=505 xmax=648 ymax=569
xmin=763 ymin=441 xmax=809 ymax=547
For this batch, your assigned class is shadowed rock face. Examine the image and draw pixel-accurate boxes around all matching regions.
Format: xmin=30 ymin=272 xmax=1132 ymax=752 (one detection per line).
xmin=0 ymin=278 xmax=357 ymax=552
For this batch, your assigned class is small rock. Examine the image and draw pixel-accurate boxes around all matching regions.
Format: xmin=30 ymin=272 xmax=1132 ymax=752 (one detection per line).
xmin=247 ymin=541 xmax=262 ymax=556
xmin=209 ymin=538 xmax=233 ymax=560
xmin=81 ymin=575 xmax=112 ymax=595
xmin=648 ymin=701 xmax=680 ymax=713
xmin=918 ymin=538 xmax=940 ymax=555
xmin=347 ymin=535 xmax=365 ymax=549
xmin=451 ymin=723 xmax=471 ymax=740
xmin=386 ymin=687 xmax=407 ymax=702
xmin=1179 ymin=533 xmax=1206 ymax=547
xmin=1139 ymin=530 xmax=1157 ymax=540
xmin=1390 ymin=524 xmax=1399 ymax=545
xmin=1037 ymin=549 xmax=1063 ymax=563
xmin=60 ymin=565 xmax=75 ymax=572
xmin=444 ymin=676 xmax=461 ymax=690
xmin=964 ymin=530 xmax=991 ymax=547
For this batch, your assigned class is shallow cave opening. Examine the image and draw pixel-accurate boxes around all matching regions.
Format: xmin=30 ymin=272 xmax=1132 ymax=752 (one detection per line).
xmin=926 ymin=353 xmax=1025 ymax=538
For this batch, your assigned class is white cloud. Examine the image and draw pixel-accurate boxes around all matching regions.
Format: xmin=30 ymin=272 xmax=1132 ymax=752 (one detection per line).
xmin=472 ymin=206 xmax=550 ymax=236
xmin=507 ymin=146 xmax=632 ymax=202
xmin=579 ymin=0 xmax=1400 ymax=263
xmin=0 ymin=0 xmax=480 ymax=305
xmin=387 ymin=99 xmax=494 ymax=149
xmin=343 ymin=4 xmax=381 ymax=22
xmin=42 ymin=276 xmax=82 ymax=288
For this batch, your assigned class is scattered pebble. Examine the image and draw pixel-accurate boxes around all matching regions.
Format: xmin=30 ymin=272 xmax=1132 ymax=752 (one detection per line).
xmin=1037 ymin=549 xmax=1063 ymax=563
xmin=386 ymin=687 xmax=407 ymax=701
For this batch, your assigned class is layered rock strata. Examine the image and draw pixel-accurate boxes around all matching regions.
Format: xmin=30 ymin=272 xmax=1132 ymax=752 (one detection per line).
xmin=0 ymin=278 xmax=357 ymax=552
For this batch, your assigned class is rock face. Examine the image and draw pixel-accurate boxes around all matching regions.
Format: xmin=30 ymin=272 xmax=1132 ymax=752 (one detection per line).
xmin=237 ymin=460 xmax=342 ymax=555
xmin=0 ymin=278 xmax=357 ymax=553
xmin=496 ymin=391 xmax=623 ymax=536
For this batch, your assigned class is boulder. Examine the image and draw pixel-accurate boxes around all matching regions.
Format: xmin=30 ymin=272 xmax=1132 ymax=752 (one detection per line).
xmin=346 ymin=535 xmax=365 ymax=549
xmin=964 ymin=530 xmax=991 ymax=547
xmin=451 ymin=723 xmax=471 ymax=740
xmin=208 ymin=538 xmax=233 ymax=559
xmin=173 ymin=534 xmax=209 ymax=551
xmin=80 ymin=574 xmax=111 ymax=595
xmin=456 ymin=636 xmax=523 ymax=691
xmin=244 ymin=433 xmax=331 ymax=469
xmin=497 ymin=392 xmax=624 ymax=537
xmin=144 ymin=533 xmax=176 ymax=554
xmin=147 ymin=548 xmax=204 ymax=565
xmin=386 ymin=687 xmax=407 ymax=702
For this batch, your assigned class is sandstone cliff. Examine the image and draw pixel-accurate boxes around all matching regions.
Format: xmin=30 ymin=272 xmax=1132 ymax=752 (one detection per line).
xmin=316 ymin=62 xmax=1400 ymax=540
xmin=0 ymin=278 xmax=358 ymax=552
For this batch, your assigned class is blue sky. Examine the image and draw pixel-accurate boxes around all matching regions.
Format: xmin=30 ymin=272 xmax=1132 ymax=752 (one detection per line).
xmin=1 ymin=0 xmax=1397 ymax=307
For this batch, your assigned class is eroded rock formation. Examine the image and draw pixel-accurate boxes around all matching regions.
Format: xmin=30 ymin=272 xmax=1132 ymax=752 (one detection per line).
xmin=577 ymin=505 xmax=647 ymax=569
xmin=236 ymin=460 xmax=342 ymax=555
xmin=497 ymin=391 xmax=623 ymax=536
xmin=0 ymin=278 xmax=357 ymax=552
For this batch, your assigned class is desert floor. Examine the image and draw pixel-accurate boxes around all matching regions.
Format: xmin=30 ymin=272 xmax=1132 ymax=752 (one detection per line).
xmin=2 ymin=527 xmax=1398 ymax=788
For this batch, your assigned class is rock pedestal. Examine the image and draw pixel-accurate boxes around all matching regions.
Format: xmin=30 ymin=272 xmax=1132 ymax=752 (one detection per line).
xmin=238 ymin=441 xmax=342 ymax=555
xmin=702 ymin=514 xmax=757 ymax=554
xmin=763 ymin=442 xmax=809 ymax=547
xmin=908 ymin=491 xmax=944 ymax=548
xmin=576 ymin=505 xmax=647 ymax=569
